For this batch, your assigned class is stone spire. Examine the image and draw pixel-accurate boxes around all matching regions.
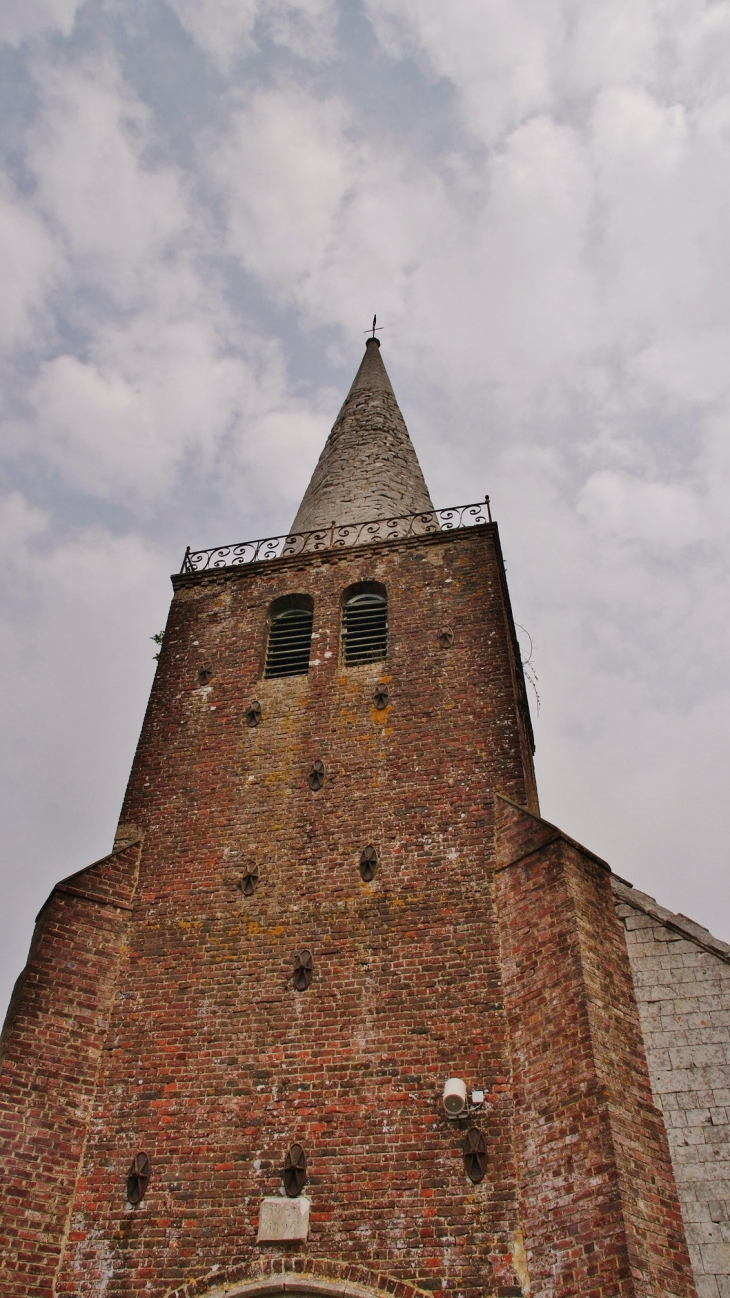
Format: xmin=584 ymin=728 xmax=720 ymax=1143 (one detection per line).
xmin=290 ymin=338 xmax=434 ymax=534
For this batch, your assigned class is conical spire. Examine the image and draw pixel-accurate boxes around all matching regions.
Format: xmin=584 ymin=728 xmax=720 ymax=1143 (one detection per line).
xmin=290 ymin=338 xmax=434 ymax=534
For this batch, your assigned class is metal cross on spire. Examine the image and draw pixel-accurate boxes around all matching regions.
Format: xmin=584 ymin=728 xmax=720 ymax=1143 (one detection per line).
xmin=365 ymin=314 xmax=383 ymax=339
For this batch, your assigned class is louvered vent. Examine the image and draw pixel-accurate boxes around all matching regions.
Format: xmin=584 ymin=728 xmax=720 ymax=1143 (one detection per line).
xmin=343 ymin=592 xmax=387 ymax=666
xmin=265 ymin=606 xmax=313 ymax=678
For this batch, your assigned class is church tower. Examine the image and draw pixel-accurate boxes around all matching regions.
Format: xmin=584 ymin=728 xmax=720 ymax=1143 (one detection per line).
xmin=0 ymin=340 xmax=696 ymax=1298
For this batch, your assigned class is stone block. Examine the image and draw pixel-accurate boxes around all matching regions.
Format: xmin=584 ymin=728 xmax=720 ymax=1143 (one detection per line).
xmin=700 ymin=1241 xmax=730 ymax=1274
xmin=257 ymin=1195 xmax=311 ymax=1241
xmin=695 ymin=1275 xmax=721 ymax=1298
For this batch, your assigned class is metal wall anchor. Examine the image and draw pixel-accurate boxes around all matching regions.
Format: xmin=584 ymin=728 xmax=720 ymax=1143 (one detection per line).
xmin=283 ymin=1143 xmax=307 ymax=1196
xmin=463 ymin=1128 xmax=487 ymax=1183
xmin=238 ymin=866 xmax=259 ymax=896
xmin=360 ymin=845 xmax=378 ymax=881
xmin=308 ymin=760 xmax=326 ymax=791
xmin=293 ymin=950 xmax=313 ymax=991
xmin=373 ymin=682 xmax=389 ymax=709
xmin=126 ymin=1152 xmax=150 ymax=1204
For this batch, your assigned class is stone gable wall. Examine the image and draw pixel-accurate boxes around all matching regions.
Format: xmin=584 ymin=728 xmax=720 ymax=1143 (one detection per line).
xmin=614 ymin=882 xmax=730 ymax=1298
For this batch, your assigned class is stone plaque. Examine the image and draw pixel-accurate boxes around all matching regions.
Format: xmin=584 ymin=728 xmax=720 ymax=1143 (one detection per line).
xmin=257 ymin=1195 xmax=310 ymax=1242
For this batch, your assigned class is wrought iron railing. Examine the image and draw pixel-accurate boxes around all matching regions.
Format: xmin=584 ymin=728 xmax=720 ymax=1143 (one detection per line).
xmin=180 ymin=498 xmax=492 ymax=574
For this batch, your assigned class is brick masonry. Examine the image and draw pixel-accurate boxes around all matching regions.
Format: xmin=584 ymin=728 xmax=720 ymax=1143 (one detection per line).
xmin=54 ymin=524 xmax=538 ymax=1298
xmin=0 ymin=518 xmax=700 ymax=1298
xmin=0 ymin=840 xmax=142 ymax=1296
xmin=614 ymin=880 xmax=730 ymax=1298
xmin=494 ymin=798 xmax=694 ymax=1298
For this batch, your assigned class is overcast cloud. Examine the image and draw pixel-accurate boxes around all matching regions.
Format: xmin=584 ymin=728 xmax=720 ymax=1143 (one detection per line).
xmin=1 ymin=0 xmax=729 ymax=1016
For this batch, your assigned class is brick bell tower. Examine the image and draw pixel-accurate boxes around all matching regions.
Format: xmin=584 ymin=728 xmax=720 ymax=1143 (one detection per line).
xmin=0 ymin=339 xmax=696 ymax=1298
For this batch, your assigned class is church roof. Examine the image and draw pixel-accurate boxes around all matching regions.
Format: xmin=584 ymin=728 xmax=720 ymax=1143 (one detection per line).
xmin=290 ymin=337 xmax=434 ymax=534
xmin=612 ymin=876 xmax=730 ymax=964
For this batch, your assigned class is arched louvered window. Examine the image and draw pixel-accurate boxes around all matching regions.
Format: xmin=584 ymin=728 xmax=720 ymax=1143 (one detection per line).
xmin=265 ymin=595 xmax=314 ymax=679
xmin=342 ymin=584 xmax=387 ymax=666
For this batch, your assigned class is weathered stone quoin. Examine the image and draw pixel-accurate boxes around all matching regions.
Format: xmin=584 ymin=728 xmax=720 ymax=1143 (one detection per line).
xmin=0 ymin=336 xmax=726 ymax=1298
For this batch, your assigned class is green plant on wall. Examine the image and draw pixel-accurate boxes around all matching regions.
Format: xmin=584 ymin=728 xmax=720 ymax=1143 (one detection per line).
xmin=151 ymin=630 xmax=165 ymax=662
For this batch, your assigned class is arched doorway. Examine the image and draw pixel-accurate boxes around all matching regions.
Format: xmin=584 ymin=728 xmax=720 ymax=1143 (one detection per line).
xmin=162 ymin=1261 xmax=435 ymax=1298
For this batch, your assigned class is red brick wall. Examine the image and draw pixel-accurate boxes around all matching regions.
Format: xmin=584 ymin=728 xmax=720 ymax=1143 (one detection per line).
xmin=0 ymin=523 xmax=694 ymax=1298
xmin=494 ymin=796 xmax=695 ymax=1298
xmin=52 ymin=526 xmax=535 ymax=1298
xmin=0 ymin=841 xmax=141 ymax=1297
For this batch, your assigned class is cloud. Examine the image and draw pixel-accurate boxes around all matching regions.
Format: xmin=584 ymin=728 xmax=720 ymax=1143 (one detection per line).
xmin=577 ymin=470 xmax=706 ymax=552
xmin=211 ymin=87 xmax=355 ymax=287
xmin=0 ymin=53 xmax=333 ymax=514
xmin=27 ymin=55 xmax=192 ymax=298
xmin=23 ymin=319 xmax=337 ymax=513
xmin=0 ymin=179 xmax=62 ymax=348
xmin=364 ymin=0 xmax=730 ymax=136
xmin=164 ymin=0 xmax=338 ymax=72
xmin=209 ymin=84 xmax=459 ymax=345
xmin=0 ymin=0 xmax=81 ymax=46
xmin=26 ymin=323 xmax=243 ymax=499
xmin=0 ymin=491 xmax=48 ymax=557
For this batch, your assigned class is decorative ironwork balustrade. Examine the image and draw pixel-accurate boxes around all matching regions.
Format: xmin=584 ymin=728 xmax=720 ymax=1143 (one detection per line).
xmin=180 ymin=499 xmax=492 ymax=574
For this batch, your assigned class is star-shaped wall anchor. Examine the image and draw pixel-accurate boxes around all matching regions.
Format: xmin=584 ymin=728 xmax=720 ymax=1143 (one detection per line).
xmin=126 ymin=1152 xmax=150 ymax=1204
xmin=373 ymin=682 xmax=389 ymax=710
xmin=293 ymin=950 xmax=313 ymax=991
xmin=283 ymin=1143 xmax=307 ymax=1196
xmin=308 ymin=760 xmax=326 ymax=791
xmin=359 ymin=845 xmax=378 ymax=881
xmin=238 ymin=865 xmax=259 ymax=896
xmin=462 ymin=1128 xmax=487 ymax=1183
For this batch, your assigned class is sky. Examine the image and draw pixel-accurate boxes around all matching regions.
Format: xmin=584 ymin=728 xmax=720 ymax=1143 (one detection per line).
xmin=1 ymin=0 xmax=729 ymax=1018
